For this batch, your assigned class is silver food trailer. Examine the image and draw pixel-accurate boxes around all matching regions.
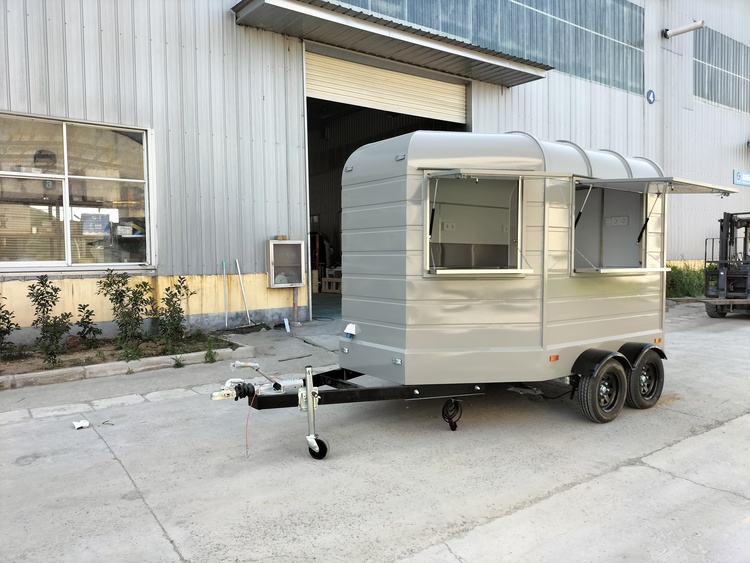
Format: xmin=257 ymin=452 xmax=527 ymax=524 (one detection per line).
xmin=214 ymin=131 xmax=735 ymax=459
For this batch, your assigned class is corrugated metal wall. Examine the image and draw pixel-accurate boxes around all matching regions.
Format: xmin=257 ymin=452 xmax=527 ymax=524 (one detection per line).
xmin=1 ymin=0 xmax=748 ymax=271
xmin=659 ymin=0 xmax=750 ymax=260
xmin=471 ymin=0 xmax=750 ymax=260
xmin=0 ymin=0 xmax=307 ymax=276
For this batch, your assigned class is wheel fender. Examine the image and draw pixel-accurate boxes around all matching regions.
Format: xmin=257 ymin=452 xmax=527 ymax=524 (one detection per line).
xmin=617 ymin=343 xmax=667 ymax=373
xmin=571 ymin=348 xmax=632 ymax=377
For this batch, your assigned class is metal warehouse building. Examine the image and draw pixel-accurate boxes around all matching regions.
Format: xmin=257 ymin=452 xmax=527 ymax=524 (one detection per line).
xmin=0 ymin=0 xmax=749 ymax=331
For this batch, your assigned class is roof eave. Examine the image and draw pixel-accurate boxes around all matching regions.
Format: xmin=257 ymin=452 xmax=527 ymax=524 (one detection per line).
xmin=232 ymin=0 xmax=551 ymax=87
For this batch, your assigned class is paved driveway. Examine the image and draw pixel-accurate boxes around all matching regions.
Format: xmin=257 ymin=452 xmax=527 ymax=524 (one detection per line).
xmin=1 ymin=303 xmax=749 ymax=562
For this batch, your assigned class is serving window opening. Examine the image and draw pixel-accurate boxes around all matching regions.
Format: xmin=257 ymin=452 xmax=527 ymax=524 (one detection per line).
xmin=573 ymin=182 xmax=664 ymax=273
xmin=425 ymin=173 xmax=528 ymax=275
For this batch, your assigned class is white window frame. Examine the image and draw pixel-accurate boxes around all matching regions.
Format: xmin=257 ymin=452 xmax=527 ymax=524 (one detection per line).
xmin=0 ymin=113 xmax=155 ymax=274
xmin=572 ymin=178 xmax=674 ymax=276
xmin=422 ymin=169 xmax=533 ymax=277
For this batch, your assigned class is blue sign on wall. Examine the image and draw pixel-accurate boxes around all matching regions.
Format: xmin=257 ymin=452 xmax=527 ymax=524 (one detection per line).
xmin=734 ymin=169 xmax=750 ymax=187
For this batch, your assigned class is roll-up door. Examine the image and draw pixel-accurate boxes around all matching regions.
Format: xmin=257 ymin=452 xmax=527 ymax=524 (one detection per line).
xmin=305 ymin=51 xmax=466 ymax=124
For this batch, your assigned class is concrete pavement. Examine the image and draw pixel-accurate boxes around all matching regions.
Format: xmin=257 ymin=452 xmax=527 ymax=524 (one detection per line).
xmin=0 ymin=318 xmax=341 ymax=420
xmin=2 ymin=301 xmax=750 ymax=562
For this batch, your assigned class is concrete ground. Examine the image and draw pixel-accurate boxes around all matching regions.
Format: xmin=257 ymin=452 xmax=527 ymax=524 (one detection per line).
xmin=1 ymin=300 xmax=749 ymax=562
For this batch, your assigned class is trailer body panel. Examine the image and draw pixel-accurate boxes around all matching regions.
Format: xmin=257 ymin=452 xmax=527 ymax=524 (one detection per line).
xmin=338 ymin=131 xmax=729 ymax=385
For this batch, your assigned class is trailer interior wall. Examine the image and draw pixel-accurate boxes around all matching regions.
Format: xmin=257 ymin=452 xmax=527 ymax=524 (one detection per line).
xmin=340 ymin=131 xmax=667 ymax=386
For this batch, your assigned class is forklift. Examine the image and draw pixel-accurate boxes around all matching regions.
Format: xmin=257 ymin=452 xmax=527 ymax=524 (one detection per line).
xmin=703 ymin=212 xmax=750 ymax=317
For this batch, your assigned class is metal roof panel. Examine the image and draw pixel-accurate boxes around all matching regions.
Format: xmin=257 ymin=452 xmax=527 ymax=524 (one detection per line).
xmin=232 ymin=0 xmax=550 ymax=87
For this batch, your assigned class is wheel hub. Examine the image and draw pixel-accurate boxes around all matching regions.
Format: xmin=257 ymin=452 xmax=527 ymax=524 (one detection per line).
xmin=639 ymin=365 xmax=655 ymax=397
xmin=598 ymin=374 xmax=617 ymax=410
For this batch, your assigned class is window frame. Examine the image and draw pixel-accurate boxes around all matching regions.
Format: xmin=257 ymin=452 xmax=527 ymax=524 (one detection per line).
xmin=0 ymin=113 xmax=155 ymax=274
xmin=571 ymin=178 xmax=671 ymax=276
xmin=694 ymin=28 xmax=750 ymax=114
xmin=422 ymin=169 xmax=533 ymax=277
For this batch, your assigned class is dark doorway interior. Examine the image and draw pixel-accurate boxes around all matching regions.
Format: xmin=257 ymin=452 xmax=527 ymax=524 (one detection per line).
xmin=306 ymin=98 xmax=465 ymax=288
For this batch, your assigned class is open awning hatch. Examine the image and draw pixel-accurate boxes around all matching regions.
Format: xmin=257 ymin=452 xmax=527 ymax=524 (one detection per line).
xmin=576 ymin=177 xmax=738 ymax=195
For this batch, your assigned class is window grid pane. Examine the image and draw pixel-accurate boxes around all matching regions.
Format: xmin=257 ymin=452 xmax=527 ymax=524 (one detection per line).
xmin=0 ymin=115 xmax=64 ymax=175
xmin=0 ymin=115 xmax=150 ymax=268
xmin=0 ymin=177 xmax=65 ymax=262
xmin=694 ymin=28 xmax=750 ymax=114
xmin=66 ymin=125 xmax=145 ymax=181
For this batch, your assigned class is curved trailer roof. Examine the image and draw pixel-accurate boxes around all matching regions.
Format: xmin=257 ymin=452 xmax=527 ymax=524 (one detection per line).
xmin=364 ymin=130 xmax=737 ymax=196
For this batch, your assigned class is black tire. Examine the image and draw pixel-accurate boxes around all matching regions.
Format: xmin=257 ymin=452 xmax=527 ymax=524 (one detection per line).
xmin=626 ymin=351 xmax=664 ymax=409
xmin=705 ymin=303 xmax=727 ymax=318
xmin=308 ymin=438 xmax=329 ymax=460
xmin=579 ymin=358 xmax=627 ymax=423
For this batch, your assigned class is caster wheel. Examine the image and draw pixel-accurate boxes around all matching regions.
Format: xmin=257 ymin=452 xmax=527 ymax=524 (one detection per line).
xmin=308 ymin=438 xmax=329 ymax=460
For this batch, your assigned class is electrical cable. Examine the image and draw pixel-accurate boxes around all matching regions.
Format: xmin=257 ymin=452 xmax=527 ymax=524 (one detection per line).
xmin=540 ymin=389 xmax=572 ymax=400
xmin=441 ymin=398 xmax=462 ymax=430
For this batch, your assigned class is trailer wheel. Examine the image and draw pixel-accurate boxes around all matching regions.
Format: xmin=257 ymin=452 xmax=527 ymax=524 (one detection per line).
xmin=308 ymin=438 xmax=329 ymax=460
xmin=579 ymin=358 xmax=627 ymax=423
xmin=705 ymin=303 xmax=727 ymax=318
xmin=626 ymin=351 xmax=664 ymax=409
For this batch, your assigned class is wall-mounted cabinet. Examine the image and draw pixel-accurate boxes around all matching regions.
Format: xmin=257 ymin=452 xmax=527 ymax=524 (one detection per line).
xmin=266 ymin=240 xmax=305 ymax=288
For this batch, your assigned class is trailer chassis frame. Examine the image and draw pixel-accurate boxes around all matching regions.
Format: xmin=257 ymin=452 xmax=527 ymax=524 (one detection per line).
xmin=228 ymin=366 xmax=509 ymax=459
xmin=214 ymin=343 xmax=663 ymax=459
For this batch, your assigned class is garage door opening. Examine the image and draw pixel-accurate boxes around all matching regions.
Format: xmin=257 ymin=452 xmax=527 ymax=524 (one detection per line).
xmin=306 ymin=98 xmax=465 ymax=305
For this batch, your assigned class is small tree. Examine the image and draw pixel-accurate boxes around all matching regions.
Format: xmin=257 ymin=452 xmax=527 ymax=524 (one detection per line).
xmin=76 ymin=303 xmax=102 ymax=348
xmin=27 ymin=275 xmax=72 ymax=367
xmin=96 ymin=270 xmax=155 ymax=354
xmin=157 ymin=276 xmax=196 ymax=354
xmin=0 ymin=296 xmax=20 ymax=358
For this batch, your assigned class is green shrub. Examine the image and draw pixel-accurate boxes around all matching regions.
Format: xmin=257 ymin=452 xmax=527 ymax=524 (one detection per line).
xmin=666 ymin=264 xmax=705 ymax=298
xmin=76 ymin=303 xmax=102 ymax=347
xmin=157 ymin=276 xmax=196 ymax=354
xmin=204 ymin=335 xmax=218 ymax=363
xmin=0 ymin=296 xmax=20 ymax=358
xmin=27 ymin=275 xmax=72 ymax=367
xmin=96 ymin=270 xmax=155 ymax=354
xmin=1 ymin=344 xmax=31 ymax=361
